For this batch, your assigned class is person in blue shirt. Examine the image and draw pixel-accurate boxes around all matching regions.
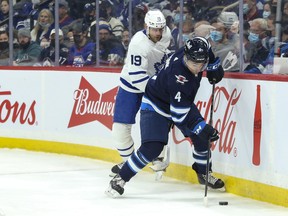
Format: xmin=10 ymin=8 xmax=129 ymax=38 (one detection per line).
xmin=105 ymin=36 xmax=225 ymax=197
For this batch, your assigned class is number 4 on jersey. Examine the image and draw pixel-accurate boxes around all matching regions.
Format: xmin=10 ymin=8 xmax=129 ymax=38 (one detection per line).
xmin=175 ymin=91 xmax=181 ymax=102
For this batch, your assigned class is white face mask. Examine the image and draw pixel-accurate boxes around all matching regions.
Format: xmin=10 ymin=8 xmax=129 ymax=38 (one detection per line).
xmin=243 ymin=3 xmax=250 ymax=14
xmin=263 ymin=11 xmax=271 ymax=19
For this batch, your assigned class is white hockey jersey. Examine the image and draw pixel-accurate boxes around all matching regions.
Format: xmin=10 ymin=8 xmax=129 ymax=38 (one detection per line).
xmin=120 ymin=26 xmax=172 ymax=93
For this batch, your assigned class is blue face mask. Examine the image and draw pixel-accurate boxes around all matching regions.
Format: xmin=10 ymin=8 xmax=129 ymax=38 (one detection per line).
xmin=210 ymin=31 xmax=223 ymax=42
xmin=243 ymin=3 xmax=250 ymax=14
xmin=182 ymin=34 xmax=190 ymax=43
xmin=174 ymin=13 xmax=186 ymax=25
xmin=248 ymin=32 xmax=260 ymax=43
xmin=263 ymin=11 xmax=271 ymax=19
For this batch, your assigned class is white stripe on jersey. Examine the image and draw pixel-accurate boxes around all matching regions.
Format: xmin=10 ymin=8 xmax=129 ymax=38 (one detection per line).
xmin=170 ymin=105 xmax=190 ymax=123
xmin=142 ymin=97 xmax=171 ymax=118
xmin=127 ymin=157 xmax=141 ymax=173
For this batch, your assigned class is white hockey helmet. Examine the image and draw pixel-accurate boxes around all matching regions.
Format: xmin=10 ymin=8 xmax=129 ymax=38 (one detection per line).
xmin=144 ymin=9 xmax=166 ymax=29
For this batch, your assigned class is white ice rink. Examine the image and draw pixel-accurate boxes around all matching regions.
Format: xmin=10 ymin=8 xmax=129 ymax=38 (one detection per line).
xmin=0 ymin=149 xmax=286 ymax=216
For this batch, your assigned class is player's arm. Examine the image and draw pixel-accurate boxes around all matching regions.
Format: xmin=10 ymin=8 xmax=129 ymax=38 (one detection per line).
xmin=169 ymin=88 xmax=218 ymax=142
xmin=206 ymin=49 xmax=224 ymax=84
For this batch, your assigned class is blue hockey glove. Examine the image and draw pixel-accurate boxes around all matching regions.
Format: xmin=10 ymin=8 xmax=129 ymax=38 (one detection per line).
xmin=206 ymin=57 xmax=224 ymax=84
xmin=192 ymin=120 xmax=219 ymax=142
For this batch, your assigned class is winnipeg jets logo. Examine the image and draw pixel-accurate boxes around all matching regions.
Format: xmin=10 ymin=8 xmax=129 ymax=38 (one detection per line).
xmin=175 ymin=75 xmax=188 ymax=85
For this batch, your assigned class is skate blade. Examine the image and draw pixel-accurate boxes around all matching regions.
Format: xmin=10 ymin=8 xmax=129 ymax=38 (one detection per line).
xmin=109 ymin=172 xmax=117 ymax=177
xmin=200 ymin=185 xmax=226 ymax=192
xmin=105 ymin=186 xmax=122 ymax=198
xmin=155 ymin=171 xmax=164 ymax=181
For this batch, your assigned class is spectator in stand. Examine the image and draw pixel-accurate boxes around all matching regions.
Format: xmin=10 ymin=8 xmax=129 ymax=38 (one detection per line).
xmin=210 ymin=18 xmax=240 ymax=72
xmin=165 ymin=15 xmax=178 ymax=51
xmin=243 ymin=0 xmax=262 ymax=22
xmin=67 ymin=22 xmax=95 ymax=67
xmin=58 ymin=0 xmax=73 ymax=29
xmin=13 ymin=28 xmax=42 ymax=66
xmin=99 ymin=0 xmax=124 ymax=39
xmin=120 ymin=28 xmax=130 ymax=58
xmin=39 ymin=28 xmax=69 ymax=66
xmin=180 ymin=19 xmax=193 ymax=44
xmin=282 ymin=1 xmax=288 ymax=25
xmin=62 ymin=2 xmax=96 ymax=47
xmin=244 ymin=18 xmax=270 ymax=73
xmin=120 ymin=2 xmax=148 ymax=35
xmin=172 ymin=3 xmax=193 ymax=26
xmin=0 ymin=0 xmax=9 ymax=29
xmin=31 ymin=8 xmax=54 ymax=48
xmin=88 ymin=21 xmax=124 ymax=66
xmin=262 ymin=1 xmax=272 ymax=19
xmin=13 ymin=0 xmax=33 ymax=30
xmin=0 ymin=29 xmax=10 ymax=65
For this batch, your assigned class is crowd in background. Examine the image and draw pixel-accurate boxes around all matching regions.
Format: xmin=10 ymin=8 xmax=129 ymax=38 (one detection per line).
xmin=0 ymin=0 xmax=288 ymax=74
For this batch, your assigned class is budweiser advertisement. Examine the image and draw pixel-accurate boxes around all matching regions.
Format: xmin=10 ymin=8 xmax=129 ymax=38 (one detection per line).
xmin=0 ymin=69 xmax=287 ymax=190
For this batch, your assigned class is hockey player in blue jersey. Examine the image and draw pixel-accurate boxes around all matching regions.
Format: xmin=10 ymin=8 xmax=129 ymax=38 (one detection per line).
xmin=106 ymin=37 xmax=225 ymax=197
xmin=110 ymin=9 xmax=172 ymax=179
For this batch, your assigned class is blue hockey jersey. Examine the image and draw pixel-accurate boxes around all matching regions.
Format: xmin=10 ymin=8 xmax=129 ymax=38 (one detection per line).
xmin=141 ymin=47 xmax=206 ymax=132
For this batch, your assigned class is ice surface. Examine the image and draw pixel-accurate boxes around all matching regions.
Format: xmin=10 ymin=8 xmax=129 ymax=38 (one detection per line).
xmin=0 ymin=149 xmax=286 ymax=216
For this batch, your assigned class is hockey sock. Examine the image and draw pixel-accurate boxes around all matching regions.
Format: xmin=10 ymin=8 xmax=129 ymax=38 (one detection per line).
xmin=119 ymin=142 xmax=164 ymax=182
xmin=193 ymin=150 xmax=211 ymax=174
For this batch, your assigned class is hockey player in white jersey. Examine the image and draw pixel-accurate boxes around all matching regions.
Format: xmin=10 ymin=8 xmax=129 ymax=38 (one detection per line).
xmin=111 ymin=9 xmax=172 ymax=178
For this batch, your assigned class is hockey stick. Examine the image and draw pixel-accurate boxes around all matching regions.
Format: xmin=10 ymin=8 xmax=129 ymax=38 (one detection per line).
xmin=204 ymin=79 xmax=216 ymax=206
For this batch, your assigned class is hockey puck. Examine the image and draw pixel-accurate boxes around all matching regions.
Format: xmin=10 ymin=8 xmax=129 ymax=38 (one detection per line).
xmin=219 ymin=201 xmax=228 ymax=205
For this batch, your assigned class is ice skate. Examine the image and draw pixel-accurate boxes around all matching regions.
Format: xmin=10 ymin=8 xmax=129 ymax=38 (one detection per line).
xmin=150 ymin=157 xmax=166 ymax=181
xmin=109 ymin=162 xmax=124 ymax=177
xmin=105 ymin=174 xmax=126 ymax=198
xmin=192 ymin=163 xmax=225 ymax=191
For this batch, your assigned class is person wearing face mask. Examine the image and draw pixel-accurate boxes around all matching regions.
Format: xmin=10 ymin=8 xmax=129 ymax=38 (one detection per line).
xmin=62 ymin=3 xmax=96 ymax=47
xmin=244 ymin=18 xmax=269 ymax=73
xmin=39 ymin=28 xmax=69 ymax=66
xmin=67 ymin=22 xmax=95 ymax=67
xmin=13 ymin=28 xmax=41 ymax=66
xmin=243 ymin=0 xmax=261 ymax=22
xmin=31 ymin=8 xmax=54 ymax=48
xmin=209 ymin=13 xmax=240 ymax=72
xmin=86 ymin=21 xmax=124 ymax=66
xmin=0 ymin=30 xmax=10 ymax=65
xmin=262 ymin=2 xmax=272 ymax=19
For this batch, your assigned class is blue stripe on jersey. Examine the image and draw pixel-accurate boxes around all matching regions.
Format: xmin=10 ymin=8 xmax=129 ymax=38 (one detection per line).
xmin=131 ymin=75 xmax=149 ymax=84
xmin=128 ymin=71 xmax=147 ymax=75
xmin=142 ymin=96 xmax=171 ymax=118
xmin=120 ymin=77 xmax=140 ymax=90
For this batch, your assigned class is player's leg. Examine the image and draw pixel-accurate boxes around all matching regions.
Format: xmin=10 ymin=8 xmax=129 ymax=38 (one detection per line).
xmin=110 ymin=87 xmax=143 ymax=177
xmin=105 ymin=110 xmax=171 ymax=197
xmin=190 ymin=134 xmax=225 ymax=190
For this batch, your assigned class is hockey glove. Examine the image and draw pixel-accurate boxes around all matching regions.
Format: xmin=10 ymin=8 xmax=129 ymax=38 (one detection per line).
xmin=206 ymin=57 xmax=224 ymax=84
xmin=191 ymin=120 xmax=219 ymax=142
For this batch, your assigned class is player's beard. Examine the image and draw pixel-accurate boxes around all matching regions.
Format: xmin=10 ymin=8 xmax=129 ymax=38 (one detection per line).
xmin=149 ymin=35 xmax=162 ymax=43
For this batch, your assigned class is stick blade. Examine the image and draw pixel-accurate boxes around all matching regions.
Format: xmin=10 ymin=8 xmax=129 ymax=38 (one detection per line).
xmin=203 ymin=196 xmax=208 ymax=207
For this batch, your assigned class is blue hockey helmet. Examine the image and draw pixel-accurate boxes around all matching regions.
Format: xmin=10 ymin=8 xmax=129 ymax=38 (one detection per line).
xmin=184 ymin=37 xmax=210 ymax=63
